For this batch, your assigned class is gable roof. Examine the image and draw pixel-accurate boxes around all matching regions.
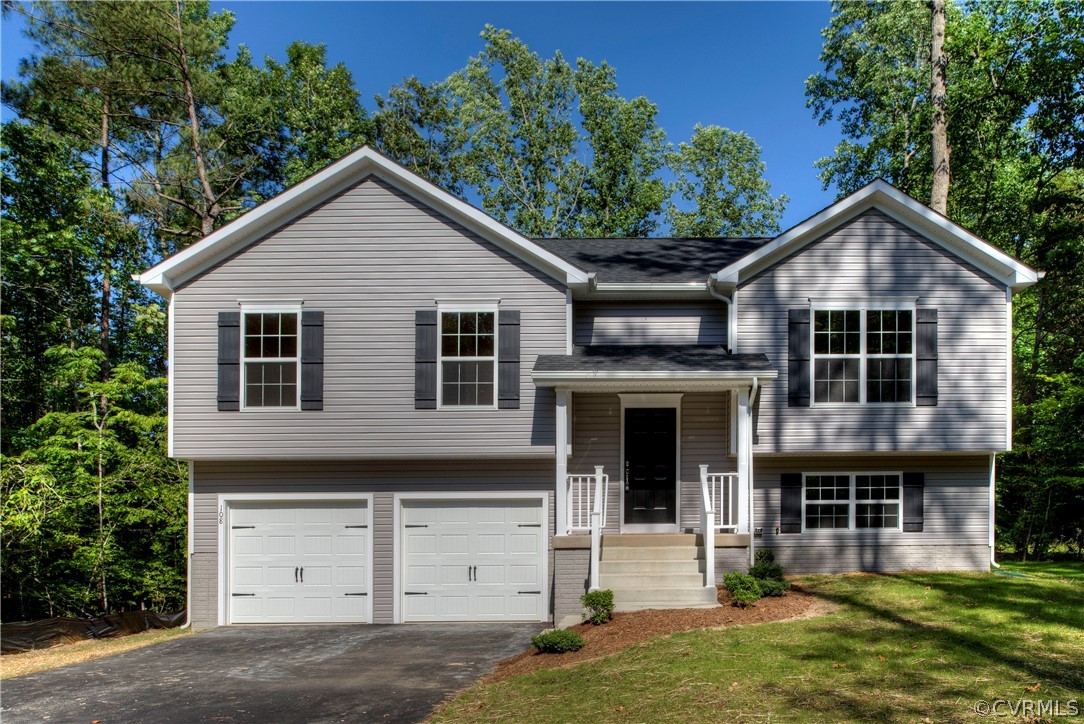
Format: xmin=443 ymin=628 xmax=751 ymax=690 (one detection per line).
xmin=713 ymin=180 xmax=1038 ymax=291
xmin=138 ymin=146 xmax=590 ymax=297
xmin=534 ymin=237 xmax=771 ymax=284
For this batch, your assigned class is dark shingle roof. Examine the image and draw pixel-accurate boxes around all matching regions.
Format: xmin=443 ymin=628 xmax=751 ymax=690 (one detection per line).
xmin=533 ymin=346 xmax=775 ymax=374
xmin=533 ymin=237 xmax=772 ymax=283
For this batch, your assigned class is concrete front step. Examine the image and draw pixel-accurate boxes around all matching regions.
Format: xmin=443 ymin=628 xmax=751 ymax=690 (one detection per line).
xmin=600 ymin=572 xmax=705 ymax=588
xmin=601 ymin=534 xmax=698 ymax=547
xmin=611 ymin=586 xmax=719 ymax=607
xmin=601 ymin=545 xmax=704 ymax=561
xmin=600 ymin=559 xmax=704 ymax=575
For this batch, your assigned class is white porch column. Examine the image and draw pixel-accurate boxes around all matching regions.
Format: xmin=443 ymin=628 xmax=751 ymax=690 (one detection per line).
xmin=736 ymin=388 xmax=752 ymax=534
xmin=555 ymin=389 xmax=569 ymax=536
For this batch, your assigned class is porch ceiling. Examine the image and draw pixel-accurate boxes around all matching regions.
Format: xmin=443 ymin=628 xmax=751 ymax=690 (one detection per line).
xmin=532 ymin=345 xmax=777 ymax=391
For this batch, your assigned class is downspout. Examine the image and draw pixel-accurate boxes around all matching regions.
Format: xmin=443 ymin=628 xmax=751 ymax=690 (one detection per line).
xmin=706 ymin=275 xmax=735 ymax=354
xmin=748 ymin=377 xmax=760 ymax=568
xmin=989 ymin=454 xmax=1000 ymax=569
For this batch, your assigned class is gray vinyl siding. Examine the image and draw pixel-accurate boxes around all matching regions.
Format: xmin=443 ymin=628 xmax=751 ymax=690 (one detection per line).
xmin=171 ymin=177 xmax=567 ymax=459
xmin=568 ymin=392 xmax=733 ymax=532
xmin=753 ymin=454 xmax=990 ymax=551
xmin=737 ymin=209 xmax=1009 ymax=453
xmin=191 ymin=459 xmax=555 ymax=627
xmin=574 ymin=302 xmax=728 ymax=346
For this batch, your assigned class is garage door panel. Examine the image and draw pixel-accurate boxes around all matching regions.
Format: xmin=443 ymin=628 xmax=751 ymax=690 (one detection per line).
xmin=228 ymin=502 xmax=371 ymax=624
xmin=401 ymin=499 xmax=545 ymax=622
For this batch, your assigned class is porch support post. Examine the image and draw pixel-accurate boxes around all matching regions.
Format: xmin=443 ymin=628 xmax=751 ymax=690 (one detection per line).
xmin=555 ymin=389 xmax=569 ymax=536
xmin=736 ymin=388 xmax=752 ymax=535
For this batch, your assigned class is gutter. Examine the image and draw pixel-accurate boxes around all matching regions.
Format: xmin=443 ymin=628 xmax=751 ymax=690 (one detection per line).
xmin=706 ymin=274 xmax=736 ymax=354
xmin=748 ymin=377 xmax=759 ymax=568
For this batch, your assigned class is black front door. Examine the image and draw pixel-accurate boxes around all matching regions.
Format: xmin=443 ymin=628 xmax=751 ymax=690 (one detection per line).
xmin=624 ymin=408 xmax=677 ymax=525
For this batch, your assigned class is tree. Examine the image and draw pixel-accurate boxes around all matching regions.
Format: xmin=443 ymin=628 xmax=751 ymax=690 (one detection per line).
xmin=930 ymin=0 xmax=950 ymax=213
xmin=666 ymin=125 xmax=788 ymax=237
xmin=263 ymin=42 xmax=371 ymax=187
xmin=372 ymin=77 xmax=465 ymax=195
xmin=574 ymin=60 xmax=668 ymax=237
xmin=445 ymin=25 xmax=586 ymax=237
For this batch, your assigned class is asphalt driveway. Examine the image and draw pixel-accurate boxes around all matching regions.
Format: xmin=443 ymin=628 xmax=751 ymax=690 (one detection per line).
xmin=1 ymin=623 xmax=539 ymax=723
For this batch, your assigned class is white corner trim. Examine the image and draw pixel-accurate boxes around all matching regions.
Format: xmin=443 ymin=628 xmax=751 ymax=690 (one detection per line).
xmin=1006 ymin=289 xmax=1013 ymax=451
xmin=139 ymin=146 xmax=589 ymax=297
xmin=166 ymin=296 xmax=175 ymax=458
xmin=216 ymin=492 xmax=374 ymax=627
xmin=715 ymin=180 xmax=1038 ymax=290
xmin=391 ymin=492 xmax=550 ymax=624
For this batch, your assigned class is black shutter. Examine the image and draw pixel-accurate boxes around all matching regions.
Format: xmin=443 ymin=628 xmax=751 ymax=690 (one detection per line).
xmin=916 ymin=308 xmax=938 ymax=406
xmin=788 ymin=309 xmax=811 ymax=407
xmin=498 ymin=309 xmax=521 ymax=409
xmin=300 ymin=310 xmax=324 ymax=411
xmin=415 ymin=310 xmax=437 ymax=409
xmin=902 ymin=472 xmax=925 ymax=532
xmin=779 ymin=473 xmax=803 ymax=534
xmin=217 ymin=312 xmax=240 ymax=411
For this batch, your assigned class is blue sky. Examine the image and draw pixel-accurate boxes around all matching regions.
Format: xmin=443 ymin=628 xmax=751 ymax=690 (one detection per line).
xmin=1 ymin=1 xmax=843 ymax=228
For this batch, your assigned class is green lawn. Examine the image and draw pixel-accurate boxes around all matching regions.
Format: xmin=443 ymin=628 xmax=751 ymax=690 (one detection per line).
xmin=435 ymin=564 xmax=1084 ymax=722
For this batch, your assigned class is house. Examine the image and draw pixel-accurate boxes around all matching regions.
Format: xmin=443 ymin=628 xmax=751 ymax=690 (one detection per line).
xmin=139 ymin=146 xmax=1038 ymax=630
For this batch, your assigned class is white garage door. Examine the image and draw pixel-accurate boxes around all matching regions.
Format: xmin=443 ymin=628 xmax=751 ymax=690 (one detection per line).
xmin=401 ymin=499 xmax=545 ymax=622
xmin=229 ymin=502 xmax=371 ymax=624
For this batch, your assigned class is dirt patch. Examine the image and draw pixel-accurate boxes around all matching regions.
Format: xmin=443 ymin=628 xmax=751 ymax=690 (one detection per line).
xmin=486 ymin=585 xmax=823 ymax=683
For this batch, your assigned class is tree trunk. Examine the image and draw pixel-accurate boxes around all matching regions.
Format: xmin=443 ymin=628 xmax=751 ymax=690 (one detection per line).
xmin=99 ymin=96 xmax=111 ymax=379
xmin=930 ymin=0 xmax=950 ymax=214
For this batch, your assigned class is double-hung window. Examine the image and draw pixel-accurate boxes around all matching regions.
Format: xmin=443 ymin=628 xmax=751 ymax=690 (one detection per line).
xmin=812 ymin=305 xmax=914 ymax=404
xmin=803 ymin=473 xmax=902 ymax=530
xmin=439 ymin=310 xmax=496 ymax=407
xmin=242 ymin=310 xmax=299 ymax=408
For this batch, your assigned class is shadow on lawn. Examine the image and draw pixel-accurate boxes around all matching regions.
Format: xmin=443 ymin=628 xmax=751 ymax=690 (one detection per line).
xmin=757 ymin=571 xmax=1084 ymax=721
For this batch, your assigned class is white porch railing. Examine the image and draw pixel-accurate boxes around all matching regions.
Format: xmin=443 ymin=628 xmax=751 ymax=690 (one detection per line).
xmin=699 ymin=465 xmax=740 ymax=589
xmin=566 ymin=467 xmax=608 ymax=591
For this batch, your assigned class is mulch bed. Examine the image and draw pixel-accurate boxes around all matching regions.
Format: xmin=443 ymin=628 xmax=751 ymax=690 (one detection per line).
xmin=485 ymin=585 xmax=822 ymax=682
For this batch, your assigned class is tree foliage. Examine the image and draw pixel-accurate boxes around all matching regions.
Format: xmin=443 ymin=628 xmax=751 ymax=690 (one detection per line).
xmin=667 ymin=124 xmax=788 ymax=237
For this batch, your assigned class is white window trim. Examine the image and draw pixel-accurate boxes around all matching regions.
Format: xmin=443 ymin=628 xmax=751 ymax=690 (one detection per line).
xmin=240 ymin=304 xmax=302 ymax=412
xmin=809 ymin=301 xmax=917 ymax=407
xmin=216 ymin=492 xmax=374 ymax=627
xmin=801 ymin=472 xmax=904 ymax=532
xmin=436 ymin=303 xmax=499 ymax=411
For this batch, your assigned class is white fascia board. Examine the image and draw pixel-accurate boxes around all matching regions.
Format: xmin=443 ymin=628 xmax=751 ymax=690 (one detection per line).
xmin=716 ymin=180 xmax=1038 ymax=291
xmin=578 ymin=281 xmax=713 ymax=301
xmin=533 ymin=369 xmax=778 ymax=385
xmin=139 ymin=146 xmax=589 ymax=297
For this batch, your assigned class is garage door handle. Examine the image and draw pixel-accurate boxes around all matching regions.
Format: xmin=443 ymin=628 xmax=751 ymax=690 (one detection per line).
xmin=404 ymin=591 xmax=428 ymax=596
xmin=295 ymin=566 xmax=299 ymax=583
xmin=232 ymin=525 xmax=255 ymax=529
xmin=518 ymin=523 xmax=541 ymax=527
xmin=345 ymin=525 xmax=367 ymax=529
xmin=344 ymin=592 xmax=367 ymax=596
xmin=405 ymin=524 xmax=428 ymax=528
xmin=517 ymin=591 xmax=541 ymax=595
xmin=232 ymin=593 xmax=255 ymax=597
xmin=300 ymin=567 xmax=303 ymax=583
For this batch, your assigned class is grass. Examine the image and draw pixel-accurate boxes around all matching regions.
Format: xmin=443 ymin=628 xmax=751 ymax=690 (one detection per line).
xmin=434 ymin=563 xmax=1084 ymax=722
xmin=0 ymin=626 xmax=190 ymax=680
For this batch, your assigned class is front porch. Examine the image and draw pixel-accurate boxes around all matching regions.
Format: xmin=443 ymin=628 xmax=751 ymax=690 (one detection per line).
xmin=532 ymin=346 xmax=777 ymax=615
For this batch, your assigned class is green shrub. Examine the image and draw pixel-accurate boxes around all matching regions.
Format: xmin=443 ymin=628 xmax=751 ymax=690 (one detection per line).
xmin=750 ymin=547 xmax=789 ymax=593
xmin=750 ymin=561 xmax=786 ymax=583
xmin=580 ymin=589 xmax=615 ymax=624
xmin=531 ymin=628 xmax=585 ymax=653
xmin=757 ymin=578 xmax=786 ymax=597
xmin=722 ymin=571 xmax=762 ymax=607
